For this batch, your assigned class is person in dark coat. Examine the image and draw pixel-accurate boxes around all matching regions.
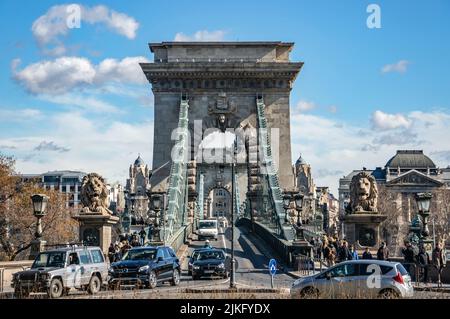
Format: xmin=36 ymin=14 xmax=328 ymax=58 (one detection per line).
xmin=402 ymin=241 xmax=417 ymax=280
xmin=377 ymin=242 xmax=389 ymax=260
xmin=362 ymin=247 xmax=373 ymax=260
xmin=338 ymin=241 xmax=352 ymax=262
xmin=432 ymin=242 xmax=446 ymax=287
xmin=417 ymin=245 xmax=431 ymax=285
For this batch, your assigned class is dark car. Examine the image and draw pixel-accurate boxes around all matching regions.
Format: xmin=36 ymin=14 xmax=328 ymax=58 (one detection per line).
xmin=191 ymin=249 xmax=229 ymax=280
xmin=108 ymin=246 xmax=180 ymax=289
xmin=188 ymin=248 xmax=211 ymax=276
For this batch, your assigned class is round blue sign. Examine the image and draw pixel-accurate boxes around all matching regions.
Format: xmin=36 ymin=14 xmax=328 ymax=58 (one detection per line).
xmin=269 ymin=259 xmax=277 ymax=276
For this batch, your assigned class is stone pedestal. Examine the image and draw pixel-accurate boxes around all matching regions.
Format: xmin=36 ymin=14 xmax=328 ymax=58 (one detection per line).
xmin=343 ymin=213 xmax=387 ymax=249
xmin=73 ymin=213 xmax=119 ymax=256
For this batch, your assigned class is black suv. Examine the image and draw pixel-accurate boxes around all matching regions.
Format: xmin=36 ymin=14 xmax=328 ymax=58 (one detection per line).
xmin=191 ymin=249 xmax=229 ymax=280
xmin=108 ymin=246 xmax=180 ymax=289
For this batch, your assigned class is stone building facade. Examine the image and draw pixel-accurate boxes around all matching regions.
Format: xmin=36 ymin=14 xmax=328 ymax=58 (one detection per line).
xmin=339 ymin=150 xmax=450 ymax=254
xmin=125 ymin=155 xmax=151 ymax=222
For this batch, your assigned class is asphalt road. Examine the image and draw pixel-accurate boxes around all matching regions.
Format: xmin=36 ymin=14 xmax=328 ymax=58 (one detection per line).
xmin=184 ymin=225 xmax=294 ymax=290
xmin=59 ymin=225 xmax=294 ymax=299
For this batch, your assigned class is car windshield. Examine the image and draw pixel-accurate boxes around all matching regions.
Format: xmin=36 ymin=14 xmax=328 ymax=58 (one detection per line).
xmin=197 ymin=250 xmax=224 ymax=260
xmin=121 ymin=249 xmax=156 ymax=261
xmin=199 ymin=221 xmax=217 ymax=228
xmin=32 ymin=252 xmax=66 ymax=268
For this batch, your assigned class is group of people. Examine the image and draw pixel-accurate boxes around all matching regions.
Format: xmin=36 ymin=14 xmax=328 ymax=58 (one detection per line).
xmin=107 ymin=227 xmax=148 ymax=263
xmin=311 ymin=235 xmax=390 ymax=267
xmin=402 ymin=241 xmax=447 ymax=287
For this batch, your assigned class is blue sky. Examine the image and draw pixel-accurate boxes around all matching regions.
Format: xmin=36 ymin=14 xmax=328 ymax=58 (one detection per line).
xmin=1 ymin=0 xmax=450 ymax=194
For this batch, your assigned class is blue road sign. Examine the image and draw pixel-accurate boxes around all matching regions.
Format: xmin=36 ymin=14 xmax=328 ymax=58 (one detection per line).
xmin=269 ymin=259 xmax=277 ymax=276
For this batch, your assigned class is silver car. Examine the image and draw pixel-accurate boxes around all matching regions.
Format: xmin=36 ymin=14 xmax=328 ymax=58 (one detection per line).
xmin=290 ymin=260 xmax=414 ymax=299
xmin=12 ymin=246 xmax=108 ymax=298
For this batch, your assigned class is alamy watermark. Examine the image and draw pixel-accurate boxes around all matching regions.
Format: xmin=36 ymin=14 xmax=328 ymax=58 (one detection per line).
xmin=367 ymin=4 xmax=381 ymax=29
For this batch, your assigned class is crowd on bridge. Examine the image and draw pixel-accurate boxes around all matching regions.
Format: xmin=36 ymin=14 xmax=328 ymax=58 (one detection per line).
xmin=308 ymin=235 xmax=447 ymax=286
xmin=309 ymin=235 xmax=390 ymax=267
xmin=107 ymin=227 xmax=148 ymax=263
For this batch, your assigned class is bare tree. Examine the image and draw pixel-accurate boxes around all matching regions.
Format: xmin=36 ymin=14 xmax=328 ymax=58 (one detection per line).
xmin=431 ymin=188 xmax=450 ymax=246
xmin=0 ymin=153 xmax=78 ymax=261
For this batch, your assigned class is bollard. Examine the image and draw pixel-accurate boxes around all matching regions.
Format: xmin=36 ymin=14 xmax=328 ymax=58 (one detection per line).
xmin=0 ymin=268 xmax=4 ymax=293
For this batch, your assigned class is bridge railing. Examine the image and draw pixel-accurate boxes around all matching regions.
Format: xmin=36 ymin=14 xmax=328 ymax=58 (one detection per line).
xmin=164 ymin=96 xmax=190 ymax=243
xmin=256 ymin=95 xmax=295 ymax=241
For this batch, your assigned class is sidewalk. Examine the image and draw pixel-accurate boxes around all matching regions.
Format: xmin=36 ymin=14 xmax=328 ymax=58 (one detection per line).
xmin=413 ymin=282 xmax=450 ymax=293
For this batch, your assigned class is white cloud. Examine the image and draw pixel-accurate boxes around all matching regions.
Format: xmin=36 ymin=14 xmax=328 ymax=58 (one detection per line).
xmin=13 ymin=56 xmax=149 ymax=95
xmin=295 ymin=100 xmax=317 ymax=112
xmin=0 ymin=108 xmax=44 ymax=121
xmin=381 ymin=60 xmax=409 ymax=74
xmin=1 ymin=112 xmax=153 ymax=183
xmin=40 ymin=94 xmax=122 ymax=113
xmin=174 ymin=30 xmax=226 ymax=42
xmin=371 ymin=110 xmax=411 ymax=130
xmin=32 ymin=4 xmax=139 ymax=55
xmin=291 ymin=109 xmax=450 ymax=194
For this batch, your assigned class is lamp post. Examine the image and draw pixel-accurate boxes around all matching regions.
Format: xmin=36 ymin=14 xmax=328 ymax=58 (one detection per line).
xmin=283 ymin=194 xmax=291 ymax=225
xmin=230 ymin=136 xmax=237 ymax=289
xmin=415 ymin=192 xmax=433 ymax=252
xmin=150 ymin=193 xmax=163 ymax=244
xmin=294 ymin=194 xmax=306 ymax=241
xmin=29 ymin=194 xmax=49 ymax=260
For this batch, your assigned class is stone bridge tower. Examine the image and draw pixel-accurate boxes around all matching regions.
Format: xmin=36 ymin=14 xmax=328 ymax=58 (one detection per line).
xmin=140 ymin=42 xmax=303 ymax=214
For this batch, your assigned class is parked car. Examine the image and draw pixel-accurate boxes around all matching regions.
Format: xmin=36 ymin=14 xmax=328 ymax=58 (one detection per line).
xmin=191 ymin=249 xmax=229 ymax=280
xmin=108 ymin=246 xmax=180 ymax=289
xmin=197 ymin=219 xmax=219 ymax=241
xmin=11 ymin=246 xmax=108 ymax=299
xmin=290 ymin=260 xmax=414 ymax=299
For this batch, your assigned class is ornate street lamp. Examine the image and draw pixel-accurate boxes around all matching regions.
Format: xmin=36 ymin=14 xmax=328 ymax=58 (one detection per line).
xmin=294 ymin=194 xmax=306 ymax=241
xmin=31 ymin=194 xmax=49 ymax=238
xmin=150 ymin=193 xmax=163 ymax=243
xmin=283 ymin=194 xmax=291 ymax=224
xmin=415 ymin=193 xmax=433 ymax=241
xmin=29 ymin=194 xmax=49 ymax=260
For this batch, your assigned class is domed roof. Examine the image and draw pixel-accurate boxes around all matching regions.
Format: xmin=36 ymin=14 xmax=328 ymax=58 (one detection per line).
xmin=134 ymin=155 xmax=145 ymax=166
xmin=296 ymin=155 xmax=307 ymax=166
xmin=386 ymin=150 xmax=435 ymax=168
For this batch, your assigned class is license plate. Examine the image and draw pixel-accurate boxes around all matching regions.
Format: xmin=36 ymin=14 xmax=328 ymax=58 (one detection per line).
xmin=204 ymin=270 xmax=215 ymax=274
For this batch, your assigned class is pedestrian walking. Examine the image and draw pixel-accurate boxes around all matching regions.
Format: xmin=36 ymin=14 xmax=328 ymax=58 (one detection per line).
xmin=417 ymin=245 xmax=430 ymax=285
xmin=338 ymin=241 xmax=352 ymax=262
xmin=432 ymin=242 xmax=447 ymax=288
xmin=349 ymin=245 xmax=359 ymax=260
xmin=377 ymin=242 xmax=389 ymax=261
xmin=139 ymin=227 xmax=147 ymax=246
xmin=362 ymin=247 xmax=373 ymax=260
xmin=402 ymin=241 xmax=417 ymax=280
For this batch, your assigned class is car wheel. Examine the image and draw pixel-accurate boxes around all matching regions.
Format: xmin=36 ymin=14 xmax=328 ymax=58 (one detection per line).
xmin=147 ymin=271 xmax=157 ymax=289
xmin=171 ymin=269 xmax=181 ymax=286
xmin=108 ymin=282 xmax=119 ymax=291
xmin=48 ymin=278 xmax=64 ymax=299
xmin=188 ymin=270 xmax=192 ymax=276
xmin=299 ymin=287 xmax=319 ymax=299
xmin=378 ymin=289 xmax=399 ymax=299
xmin=223 ymin=271 xmax=229 ymax=279
xmin=192 ymin=275 xmax=200 ymax=280
xmin=88 ymin=275 xmax=101 ymax=295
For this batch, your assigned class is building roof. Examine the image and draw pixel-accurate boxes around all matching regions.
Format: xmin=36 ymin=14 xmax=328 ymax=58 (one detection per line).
xmin=134 ymin=155 xmax=145 ymax=166
xmin=42 ymin=170 xmax=86 ymax=177
xmin=295 ymin=155 xmax=307 ymax=166
xmin=385 ymin=150 xmax=436 ymax=169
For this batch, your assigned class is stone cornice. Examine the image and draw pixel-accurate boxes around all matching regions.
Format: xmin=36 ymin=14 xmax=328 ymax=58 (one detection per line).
xmin=140 ymin=62 xmax=303 ymax=80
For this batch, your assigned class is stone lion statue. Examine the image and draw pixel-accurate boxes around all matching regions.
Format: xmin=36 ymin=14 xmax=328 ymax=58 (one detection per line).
xmin=346 ymin=171 xmax=378 ymax=214
xmin=80 ymin=173 xmax=112 ymax=215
